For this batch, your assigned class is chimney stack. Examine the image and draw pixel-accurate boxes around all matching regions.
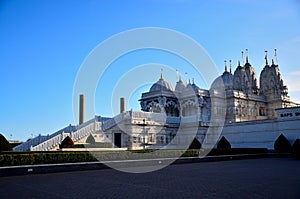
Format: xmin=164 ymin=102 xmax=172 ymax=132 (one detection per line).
xmin=120 ymin=97 xmax=126 ymax=113
xmin=79 ymin=94 xmax=84 ymax=125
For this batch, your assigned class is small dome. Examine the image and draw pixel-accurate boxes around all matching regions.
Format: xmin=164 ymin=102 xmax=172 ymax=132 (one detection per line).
xmin=175 ymin=77 xmax=185 ymax=91
xmin=212 ymin=72 xmax=233 ymax=90
xmin=191 ymin=81 xmax=200 ymax=91
xmin=184 ymin=79 xmax=200 ymax=94
xmin=149 ymin=74 xmax=173 ymax=92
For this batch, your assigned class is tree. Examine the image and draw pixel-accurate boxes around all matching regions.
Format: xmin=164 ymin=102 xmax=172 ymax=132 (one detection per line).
xmin=274 ymin=134 xmax=291 ymax=153
xmin=292 ymin=139 xmax=300 ymax=159
xmin=60 ymin=136 xmax=74 ymax=148
xmin=217 ymin=136 xmax=231 ymax=149
xmin=0 ymin=134 xmax=12 ymax=151
xmin=188 ymin=138 xmax=201 ymax=149
xmin=86 ymin=134 xmax=96 ymax=144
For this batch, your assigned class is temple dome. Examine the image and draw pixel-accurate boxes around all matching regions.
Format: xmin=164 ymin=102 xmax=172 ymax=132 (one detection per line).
xmin=221 ymin=71 xmax=233 ymax=88
xmin=149 ymin=74 xmax=174 ymax=92
xmin=211 ymin=71 xmax=233 ymax=91
xmin=212 ymin=62 xmax=233 ymax=90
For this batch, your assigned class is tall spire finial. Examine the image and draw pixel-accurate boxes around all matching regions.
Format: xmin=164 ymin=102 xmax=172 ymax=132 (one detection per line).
xmin=274 ymin=49 xmax=278 ymax=65
xmin=238 ymin=60 xmax=241 ymax=66
xmin=272 ymin=59 xmax=274 ymax=65
xmin=224 ymin=60 xmax=228 ymax=72
xmin=192 ymin=78 xmax=194 ymax=84
xmin=229 ymin=60 xmax=232 ymax=74
xmin=264 ymin=50 xmax=268 ymax=65
xmin=241 ymin=51 xmax=244 ymax=65
xmin=245 ymin=49 xmax=249 ymax=63
xmin=160 ymin=68 xmax=163 ymax=79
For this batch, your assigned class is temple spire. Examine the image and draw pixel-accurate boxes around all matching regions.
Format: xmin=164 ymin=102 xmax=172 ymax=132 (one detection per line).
xmin=185 ymin=72 xmax=188 ymax=84
xmin=241 ymin=51 xmax=244 ymax=65
xmin=160 ymin=68 xmax=163 ymax=79
xmin=238 ymin=60 xmax=241 ymax=66
xmin=274 ymin=49 xmax=278 ymax=65
xmin=224 ymin=60 xmax=228 ymax=72
xmin=264 ymin=50 xmax=268 ymax=65
xmin=229 ymin=59 xmax=232 ymax=74
xmin=272 ymin=59 xmax=274 ymax=65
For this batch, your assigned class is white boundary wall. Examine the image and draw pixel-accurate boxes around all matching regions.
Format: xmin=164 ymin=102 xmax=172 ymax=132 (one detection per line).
xmin=220 ymin=107 xmax=300 ymax=149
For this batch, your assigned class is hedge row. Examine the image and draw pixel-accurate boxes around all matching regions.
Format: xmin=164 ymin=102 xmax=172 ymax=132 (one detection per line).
xmin=0 ymin=152 xmax=97 ymax=166
xmin=207 ymin=148 xmax=268 ymax=156
xmin=60 ymin=142 xmax=113 ymax=149
xmin=0 ymin=148 xmax=272 ymax=167
xmin=77 ymin=143 xmax=113 ymax=148
xmin=0 ymin=150 xmax=190 ymax=166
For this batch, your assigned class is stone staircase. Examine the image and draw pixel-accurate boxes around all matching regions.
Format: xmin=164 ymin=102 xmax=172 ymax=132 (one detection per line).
xmin=13 ymin=117 xmax=103 ymax=151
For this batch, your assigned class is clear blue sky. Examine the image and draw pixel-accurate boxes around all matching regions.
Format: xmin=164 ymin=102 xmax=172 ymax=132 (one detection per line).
xmin=1 ymin=0 xmax=300 ymax=141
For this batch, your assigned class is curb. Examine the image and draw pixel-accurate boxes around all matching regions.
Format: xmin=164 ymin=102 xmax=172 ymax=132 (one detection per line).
xmin=0 ymin=153 xmax=291 ymax=177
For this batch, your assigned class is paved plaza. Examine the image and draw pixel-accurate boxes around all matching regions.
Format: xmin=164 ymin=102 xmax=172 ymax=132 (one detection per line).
xmin=0 ymin=158 xmax=300 ymax=199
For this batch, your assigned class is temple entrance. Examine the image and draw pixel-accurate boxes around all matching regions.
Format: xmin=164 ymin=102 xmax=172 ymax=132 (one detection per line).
xmin=114 ymin=133 xmax=122 ymax=148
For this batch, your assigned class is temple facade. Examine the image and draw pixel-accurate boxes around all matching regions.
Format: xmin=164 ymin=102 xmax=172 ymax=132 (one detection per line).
xmin=140 ymin=55 xmax=297 ymax=123
xmin=13 ymin=52 xmax=300 ymax=151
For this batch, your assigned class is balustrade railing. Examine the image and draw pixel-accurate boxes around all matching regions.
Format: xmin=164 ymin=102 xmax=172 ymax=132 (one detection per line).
xmin=31 ymin=133 xmax=70 ymax=151
xmin=15 ymin=119 xmax=102 ymax=151
xmin=13 ymin=124 xmax=76 ymax=151
xmin=102 ymin=112 xmax=129 ymax=130
xmin=30 ymin=121 xmax=99 ymax=151
xmin=71 ymin=121 xmax=98 ymax=142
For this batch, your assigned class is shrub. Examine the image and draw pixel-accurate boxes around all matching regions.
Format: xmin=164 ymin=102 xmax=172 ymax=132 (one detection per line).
xmin=188 ymin=138 xmax=202 ymax=149
xmin=217 ymin=136 xmax=231 ymax=149
xmin=0 ymin=151 xmax=98 ymax=166
xmin=292 ymin=139 xmax=300 ymax=159
xmin=9 ymin=142 xmax=22 ymax=148
xmin=60 ymin=136 xmax=74 ymax=149
xmin=0 ymin=134 xmax=12 ymax=151
xmin=129 ymin=149 xmax=156 ymax=153
xmin=88 ymin=142 xmax=112 ymax=148
xmin=274 ymin=134 xmax=291 ymax=153
xmin=86 ymin=134 xmax=96 ymax=144
xmin=0 ymin=148 xmax=271 ymax=166
xmin=182 ymin=149 xmax=199 ymax=157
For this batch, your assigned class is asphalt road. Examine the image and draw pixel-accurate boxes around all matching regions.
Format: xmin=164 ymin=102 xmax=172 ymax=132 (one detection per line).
xmin=0 ymin=158 xmax=299 ymax=199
